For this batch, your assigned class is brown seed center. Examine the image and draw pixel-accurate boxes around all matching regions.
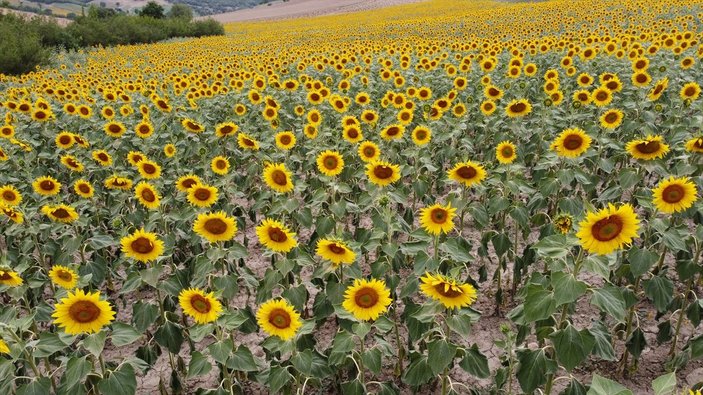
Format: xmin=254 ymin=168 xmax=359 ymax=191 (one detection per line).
xmin=328 ymin=243 xmax=346 ymax=255
xmin=431 ymin=208 xmax=448 ymax=224
xmin=181 ymin=179 xmax=197 ymax=189
xmin=373 ymin=165 xmax=393 ymax=179
xmin=635 ymin=140 xmax=660 ymax=154
xmin=204 ymin=218 xmax=228 ymax=235
xmin=510 ymin=102 xmax=526 ymax=113
xmin=271 ymin=170 xmax=288 ymax=186
xmin=591 ymin=215 xmax=624 ymax=242
xmin=141 ymin=188 xmax=156 ymax=202
xmin=52 ymin=208 xmax=70 ymax=218
xmin=563 ymin=134 xmax=584 ymax=150
xmin=456 ymin=165 xmax=477 ymax=179
xmin=2 ymin=191 xmax=16 ymax=201
xmin=215 ymin=160 xmax=227 ymax=170
xmin=323 ymin=156 xmax=338 ymax=170
xmin=434 ymin=283 xmax=463 ymax=298
xmin=194 ymin=188 xmax=211 ymax=201
xmin=280 ymin=135 xmax=292 ymax=145
xmin=78 ymin=184 xmax=91 ymax=194
xmin=68 ymin=300 xmax=100 ymax=323
xmin=662 ymin=184 xmax=685 ymax=203
xmin=605 ymin=112 xmax=619 ymax=123
xmin=268 ymin=227 xmax=287 ymax=242
xmin=40 ymin=180 xmax=55 ymax=191
xmin=354 ymin=287 xmax=379 ymax=308
xmin=142 ymin=163 xmax=156 ymax=174
xmin=59 ymin=135 xmax=72 ymax=144
xmin=131 ymin=237 xmax=154 ymax=254
xmin=501 ymin=146 xmax=514 ymax=157
xmin=268 ymin=308 xmax=291 ymax=329
xmin=190 ymin=294 xmax=212 ymax=314
xmin=57 ymin=270 xmax=73 ymax=282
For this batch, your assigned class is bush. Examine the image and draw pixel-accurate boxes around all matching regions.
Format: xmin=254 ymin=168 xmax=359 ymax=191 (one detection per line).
xmin=0 ymin=14 xmax=48 ymax=75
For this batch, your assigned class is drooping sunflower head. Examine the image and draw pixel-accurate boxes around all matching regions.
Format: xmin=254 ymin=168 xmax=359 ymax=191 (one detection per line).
xmin=316 ymin=238 xmax=355 ymax=265
xmin=193 ymin=211 xmax=237 ymax=243
xmin=104 ymin=175 xmax=133 ymax=191
xmin=0 ymin=185 xmax=22 ymax=206
xmin=42 ymin=204 xmax=79 ymax=223
xmin=33 ymin=176 xmax=61 ymax=196
xmin=175 ymin=174 xmax=201 ymax=192
xmin=496 ymin=141 xmax=517 ymax=164
xmin=447 ymin=161 xmax=486 ymax=187
xmin=256 ymin=218 xmax=298 ymax=253
xmin=256 ymin=298 xmax=302 ymax=341
xmin=60 ymin=155 xmax=84 ymax=173
xmin=181 ymin=118 xmax=205 ymax=133
xmin=238 ymin=133 xmax=260 ymax=150
xmin=505 ymin=99 xmax=532 ymax=117
xmin=120 ymin=228 xmax=164 ymax=262
xmin=576 ymin=203 xmax=640 ymax=255
xmin=647 ymin=77 xmax=669 ymax=101
xmin=419 ymin=203 xmax=457 ymax=236
xmin=625 ymin=135 xmax=669 ymax=160
xmin=685 ymin=136 xmax=703 ymax=153
xmin=49 ymin=265 xmax=79 ymax=289
xmin=210 ymin=156 xmax=230 ymax=176
xmin=179 ymin=288 xmax=223 ymax=324
xmin=652 ymin=176 xmax=698 ymax=214
xmin=0 ymin=269 xmax=23 ymax=287
xmin=316 ymin=150 xmax=344 ymax=177
xmin=216 ymin=122 xmax=239 ymax=138
xmin=553 ymin=213 xmax=574 ymax=234
xmin=419 ymin=272 xmax=477 ymax=309
xmin=275 ymin=131 xmax=297 ymax=150
xmin=358 ymin=141 xmax=381 ymax=162
xmin=0 ymin=206 xmax=23 ymax=224
xmin=263 ymin=163 xmax=294 ymax=193
xmin=187 ymin=184 xmax=219 ymax=208
xmin=134 ymin=181 xmax=161 ymax=210
xmin=366 ymin=160 xmax=401 ymax=187
xmin=411 ymin=126 xmax=432 ymax=146
xmin=551 ymin=128 xmax=592 ymax=158
xmin=52 ymin=289 xmax=115 ymax=335
xmin=342 ymin=278 xmax=392 ymax=321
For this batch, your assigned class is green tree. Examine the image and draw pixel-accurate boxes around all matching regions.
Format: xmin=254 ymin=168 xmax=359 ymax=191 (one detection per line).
xmin=139 ymin=1 xmax=164 ymax=19
xmin=168 ymin=3 xmax=193 ymax=21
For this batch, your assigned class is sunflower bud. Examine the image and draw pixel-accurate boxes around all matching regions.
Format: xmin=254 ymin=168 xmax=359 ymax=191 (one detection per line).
xmin=378 ymin=195 xmax=390 ymax=207
xmin=519 ymin=82 xmax=526 ymax=89
xmin=553 ymin=213 xmax=573 ymax=234
xmin=654 ymin=104 xmax=663 ymax=112
xmin=466 ymin=96 xmax=474 ymax=104
xmin=573 ymin=101 xmax=581 ymax=109
xmin=544 ymin=98 xmax=553 ymax=106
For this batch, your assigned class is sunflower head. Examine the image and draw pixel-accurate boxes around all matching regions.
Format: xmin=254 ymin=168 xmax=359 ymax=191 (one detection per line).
xmin=411 ymin=126 xmax=432 ymax=146
xmin=553 ymin=213 xmax=574 ymax=234
xmin=685 ymin=136 xmax=703 ymax=153
xmin=0 ymin=185 xmax=22 ymax=206
xmin=496 ymin=141 xmax=517 ymax=164
xmin=49 ymin=265 xmax=79 ymax=289
xmin=256 ymin=299 xmax=302 ymax=340
xmin=275 ymin=131 xmax=297 ymax=150
xmin=120 ymin=228 xmax=164 ymax=262
xmin=52 ymin=289 xmax=115 ymax=335
xmin=179 ymin=288 xmax=223 ymax=324
xmin=134 ymin=182 xmax=161 ymax=210
xmin=652 ymin=176 xmax=698 ymax=214
xmin=342 ymin=278 xmax=392 ymax=321
xmin=447 ymin=161 xmax=486 ymax=187
xmin=211 ymin=156 xmax=230 ymax=176
xmin=505 ymin=99 xmax=532 ymax=117
xmin=419 ymin=273 xmax=477 ymax=309
xmin=263 ymin=163 xmax=294 ymax=193
xmin=316 ymin=150 xmax=344 ymax=177
xmin=358 ymin=141 xmax=381 ymax=162
xmin=193 ymin=211 xmax=238 ymax=243
xmin=576 ymin=203 xmax=640 ymax=255
xmin=316 ymin=238 xmax=355 ymax=265
xmin=625 ymin=135 xmax=669 ymax=160
xmin=366 ymin=160 xmax=401 ymax=187
xmin=42 ymin=204 xmax=79 ymax=223
xmin=0 ymin=269 xmax=23 ymax=287
xmin=419 ymin=203 xmax=457 ymax=236
xmin=187 ymin=184 xmax=219 ymax=208
xmin=33 ymin=176 xmax=61 ymax=196
xmin=551 ymin=128 xmax=592 ymax=158
xmin=176 ymin=174 xmax=201 ymax=192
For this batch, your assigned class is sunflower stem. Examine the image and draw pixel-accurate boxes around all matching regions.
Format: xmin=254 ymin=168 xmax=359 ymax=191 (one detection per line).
xmin=9 ymin=330 xmax=41 ymax=378
xmin=358 ymin=332 xmax=366 ymax=388
xmin=669 ymin=241 xmax=700 ymax=359
xmin=433 ymin=234 xmax=439 ymax=266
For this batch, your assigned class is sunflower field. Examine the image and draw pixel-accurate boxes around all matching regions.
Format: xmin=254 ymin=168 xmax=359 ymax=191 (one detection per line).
xmin=1 ymin=0 xmax=703 ymax=393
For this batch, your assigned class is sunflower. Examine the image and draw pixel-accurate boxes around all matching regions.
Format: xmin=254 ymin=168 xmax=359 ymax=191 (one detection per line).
xmin=685 ymin=137 xmax=703 ymax=153
xmin=480 ymin=100 xmax=497 ymax=116
xmin=49 ymin=265 xmax=79 ymax=289
xmin=275 ymin=131 xmax=296 ymax=150
xmin=496 ymin=141 xmax=517 ymax=164
xmin=0 ymin=185 xmax=21 ymax=206
xmin=182 ymin=118 xmax=205 ymax=133
xmin=0 ymin=148 xmax=9 ymax=161
xmin=60 ymin=155 xmax=84 ymax=172
xmin=176 ymin=174 xmax=202 ymax=192
xmin=342 ymin=278 xmax=392 ymax=321
xmin=193 ymin=211 xmax=237 ymax=243
xmin=316 ymin=238 xmax=355 ymax=265
xmin=216 ymin=122 xmax=239 ymax=138
xmin=573 ymin=90 xmax=592 ymax=105
xmin=307 ymin=109 xmax=323 ymax=125
xmin=179 ymin=288 xmax=223 ymax=324
xmin=164 ymin=144 xmax=176 ymax=158
xmin=576 ymin=203 xmax=640 ymax=255
xmin=127 ymin=151 xmax=146 ymax=167
xmin=134 ymin=182 xmax=161 ymax=210
xmin=380 ymin=124 xmax=405 ymax=141
xmin=625 ymin=135 xmax=669 ymax=160
xmin=263 ymin=163 xmax=294 ymax=193
xmin=419 ymin=272 xmax=477 ymax=309
xmin=104 ymin=121 xmax=126 ymax=138
xmin=0 ymin=339 xmax=8 ymax=354
xmin=72 ymin=134 xmax=89 ymax=148
xmin=652 ymin=176 xmax=698 ymax=214
xmin=121 ymin=228 xmax=164 ymax=262
xmin=52 ymin=289 xmax=115 ymax=335
xmin=55 ymin=132 xmax=75 ymax=149
xmin=92 ymin=150 xmax=113 ymax=166
xmin=358 ymin=141 xmax=381 ymax=162
xmin=551 ymin=128 xmax=592 ymax=158
xmin=631 ymin=71 xmax=652 ymax=87
xmin=680 ymin=82 xmax=701 ymax=101
xmin=0 ymin=269 xmax=23 ymax=287
xmin=361 ymin=109 xmax=379 ymax=124
xmin=419 ymin=203 xmax=456 ymax=235
xmin=33 ymin=176 xmax=61 ymax=196
xmin=342 ymin=125 xmax=363 ymax=144
xmin=411 ymin=126 xmax=432 ymax=146
xmin=238 ymin=133 xmax=260 ymax=150
xmin=505 ymin=99 xmax=532 ymax=117
xmin=366 ymin=160 xmax=400 ymax=187
xmin=256 ymin=299 xmax=302 ymax=341
xmin=187 ymin=184 xmax=219 ymax=208
xmin=256 ymin=218 xmax=298 ymax=253
xmin=447 ymin=161 xmax=486 ymax=187
xmin=73 ymin=179 xmax=94 ymax=198
xmin=599 ymin=109 xmax=624 ymax=129
xmin=134 ymin=121 xmax=154 ymax=139
xmin=42 ymin=204 xmax=79 ymax=223
xmin=648 ymin=78 xmax=668 ymax=101
xmin=211 ymin=156 xmax=230 ymax=176
xmin=1 ymin=206 xmax=23 ymax=224
xmin=104 ymin=175 xmax=133 ymax=191
xmin=137 ymin=160 xmax=161 ymax=180
xmin=317 ymin=150 xmax=344 ymax=177
xmin=31 ymin=108 xmax=52 ymax=122
xmin=304 ymin=124 xmax=318 ymax=139
xmin=553 ymin=213 xmax=574 ymax=234
xmin=591 ymin=87 xmax=612 ymax=107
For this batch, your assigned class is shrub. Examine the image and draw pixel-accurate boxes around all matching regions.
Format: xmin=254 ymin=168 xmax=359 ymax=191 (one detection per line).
xmin=0 ymin=14 xmax=48 ymax=75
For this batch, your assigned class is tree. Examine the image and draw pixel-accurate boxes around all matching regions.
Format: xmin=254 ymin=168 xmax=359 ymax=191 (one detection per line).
xmin=168 ymin=3 xmax=193 ymax=21
xmin=139 ymin=1 xmax=164 ymax=19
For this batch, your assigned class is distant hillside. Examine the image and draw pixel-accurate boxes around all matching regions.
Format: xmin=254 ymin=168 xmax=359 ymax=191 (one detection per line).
xmin=1 ymin=0 xmax=279 ymax=17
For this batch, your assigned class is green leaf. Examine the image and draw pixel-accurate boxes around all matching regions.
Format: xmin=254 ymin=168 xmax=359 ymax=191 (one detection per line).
xmin=228 ymin=346 xmax=259 ymax=372
xmin=644 ymin=276 xmax=674 ymax=313
xmin=81 ymin=331 xmax=107 ymax=357
xmin=97 ymin=364 xmax=137 ymax=395
xmin=523 ymin=283 xmax=556 ymax=323
xmin=267 ymin=366 xmax=292 ymax=393
xmin=627 ymin=246 xmax=658 ymax=277
xmin=551 ymin=271 xmax=588 ymax=306
xmin=60 ymin=356 xmax=91 ymax=392
xmin=532 ymin=234 xmax=577 ymax=259
xmin=516 ymin=349 xmax=554 ymax=393
xmin=586 ymin=374 xmax=633 ymax=395
xmin=402 ymin=356 xmax=434 ymax=387
xmin=625 ymin=327 xmax=647 ymax=359
xmin=208 ymin=339 xmax=234 ymax=364
xmin=591 ymin=284 xmax=626 ymax=322
xmin=446 ymin=313 xmax=473 ymax=337
xmin=131 ymin=302 xmax=159 ymax=332
xmin=88 ymin=234 xmax=115 ymax=250
xmin=17 ymin=378 xmax=52 ymax=395
xmin=440 ymin=237 xmax=473 ymax=263
xmin=110 ymin=323 xmax=142 ymax=347
xmin=340 ymin=380 xmax=366 ymax=395
xmin=187 ymin=351 xmax=212 ymax=379
xmin=329 ymin=331 xmax=355 ymax=366
xmin=290 ymin=349 xmax=332 ymax=378
xmin=154 ymin=321 xmax=184 ymax=354
xmin=652 ymin=372 xmax=676 ymax=395
xmin=427 ymin=339 xmax=457 ymax=375
xmin=563 ymin=378 xmax=587 ymax=395
xmin=491 ymin=233 xmax=512 ymax=257
xmin=362 ymin=348 xmax=382 ymax=375
xmin=550 ymin=325 xmax=594 ymax=371
xmin=458 ymin=345 xmax=489 ymax=378
xmin=34 ymin=332 xmax=72 ymax=358
xmin=589 ymin=321 xmax=616 ymax=361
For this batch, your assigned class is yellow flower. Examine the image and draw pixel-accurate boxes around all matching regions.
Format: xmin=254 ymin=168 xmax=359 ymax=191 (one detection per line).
xmin=104 ymin=121 xmax=126 ymax=138
xmin=60 ymin=155 xmax=84 ymax=172
xmin=652 ymin=176 xmax=698 ymax=214
xmin=52 ymin=289 xmax=115 ymax=335
xmin=358 ymin=141 xmax=381 ymax=162
xmin=380 ymin=124 xmax=405 ymax=141
xmin=0 ymin=339 xmax=8 ymax=354
xmin=551 ymin=128 xmax=592 ymax=158
xmin=33 ymin=176 xmax=61 ymax=196
xmin=263 ymin=163 xmax=294 ymax=193
xmin=238 ymin=133 xmax=260 ymax=150
xmin=342 ymin=278 xmax=392 ymax=321
xmin=599 ymin=109 xmax=623 ymax=129
xmin=182 ymin=118 xmax=205 ymax=133
xmin=419 ymin=272 xmax=477 ymax=309
xmin=187 ymin=184 xmax=219 ymax=208
xmin=505 ymin=99 xmax=531 ymax=117
xmin=419 ymin=203 xmax=456 ymax=235
xmin=134 ymin=182 xmax=161 ymax=210
xmin=137 ymin=160 xmax=161 ymax=180
xmin=553 ymin=213 xmax=574 ymax=234
xmin=480 ymin=100 xmax=496 ymax=116
xmin=680 ymin=82 xmax=701 ymax=101
xmin=211 ymin=156 xmax=230 ymax=175
xmin=647 ymin=78 xmax=668 ymax=101
xmin=92 ymin=150 xmax=113 ymax=166
xmin=343 ymin=126 xmax=363 ymax=144
xmin=49 ymin=265 xmax=79 ymax=289
xmin=179 ymin=288 xmax=223 ymax=324
xmin=42 ymin=204 xmax=79 ymax=223
xmin=121 ymin=228 xmax=164 ymax=262
xmin=176 ymin=174 xmax=201 ymax=192
xmin=447 ymin=161 xmax=486 ymax=187
xmin=496 ymin=141 xmax=517 ymax=164
xmin=215 ymin=122 xmax=238 ymax=138
xmin=576 ymin=203 xmax=640 ymax=255
xmin=685 ymin=136 xmax=703 ymax=153
xmin=73 ymin=179 xmax=94 ymax=199
xmin=135 ymin=121 xmax=154 ymax=138
xmin=275 ymin=131 xmax=296 ymax=150
xmin=193 ymin=211 xmax=237 ymax=243
xmin=256 ymin=299 xmax=302 ymax=341
xmin=0 ymin=185 xmax=22 ymax=206
xmin=1 ymin=206 xmax=23 ymax=224
xmin=0 ymin=269 xmax=23 ymax=287
xmin=411 ymin=126 xmax=432 ymax=146
xmin=104 ymin=175 xmax=133 ymax=191
xmin=317 ymin=150 xmax=344 ymax=177
xmin=366 ymin=160 xmax=400 ymax=187
xmin=55 ymin=132 xmax=74 ymax=149
xmin=591 ymin=87 xmax=612 ymax=107
xmin=316 ymin=238 xmax=355 ymax=265
xmin=256 ymin=218 xmax=298 ymax=253
xmin=625 ymin=135 xmax=669 ymax=160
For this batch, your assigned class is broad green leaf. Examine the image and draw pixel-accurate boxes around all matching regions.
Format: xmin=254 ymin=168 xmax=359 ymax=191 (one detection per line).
xmin=362 ymin=348 xmax=382 ymax=375
xmin=625 ymin=327 xmax=647 ymax=359
xmin=131 ymin=302 xmax=159 ymax=332
xmin=81 ymin=331 xmax=107 ymax=357
xmin=551 ymin=271 xmax=587 ymax=306
xmin=402 ymin=356 xmax=434 ymax=386
xmin=267 ymin=366 xmax=292 ymax=393
xmin=154 ymin=321 xmax=184 ymax=354
xmin=60 ymin=356 xmax=91 ymax=391
xmin=110 ymin=323 xmax=142 ymax=347
xmin=550 ymin=324 xmax=594 ymax=371
xmin=563 ymin=378 xmax=587 ymax=395
xmin=441 ymin=237 xmax=474 ymax=263
xmin=340 ymin=380 xmax=365 ymax=395
xmin=586 ymin=374 xmax=633 ymax=395
xmin=97 ymin=364 xmax=137 ymax=395
xmin=458 ymin=345 xmax=489 ymax=378
xmin=446 ymin=313 xmax=473 ymax=337
xmin=652 ymin=372 xmax=676 ymax=395
xmin=34 ymin=332 xmax=72 ymax=358
xmin=644 ymin=276 xmax=674 ymax=313
xmin=591 ymin=284 xmax=626 ymax=322
xmin=187 ymin=351 xmax=212 ymax=379
xmin=228 ymin=346 xmax=259 ymax=372
xmin=516 ymin=349 xmax=554 ymax=393
xmin=523 ymin=283 xmax=556 ymax=322
xmin=427 ymin=339 xmax=457 ymax=375
xmin=17 ymin=378 xmax=52 ymax=395
xmin=627 ymin=246 xmax=658 ymax=277
xmin=589 ymin=321 xmax=616 ymax=361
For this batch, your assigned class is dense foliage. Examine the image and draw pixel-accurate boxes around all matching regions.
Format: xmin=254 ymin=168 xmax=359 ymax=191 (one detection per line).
xmin=0 ymin=0 xmax=702 ymax=394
